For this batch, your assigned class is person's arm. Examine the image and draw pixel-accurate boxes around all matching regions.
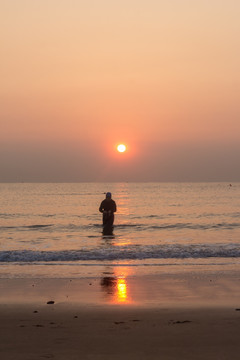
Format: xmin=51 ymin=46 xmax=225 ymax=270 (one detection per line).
xmin=99 ymin=201 xmax=104 ymax=213
xmin=113 ymin=201 xmax=117 ymax=213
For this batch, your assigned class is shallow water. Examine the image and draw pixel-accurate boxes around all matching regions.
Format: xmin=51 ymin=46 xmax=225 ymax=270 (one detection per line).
xmin=0 ymin=182 xmax=240 ymax=278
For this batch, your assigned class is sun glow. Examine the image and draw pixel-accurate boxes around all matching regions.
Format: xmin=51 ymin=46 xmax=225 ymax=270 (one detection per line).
xmin=117 ymin=144 xmax=126 ymax=153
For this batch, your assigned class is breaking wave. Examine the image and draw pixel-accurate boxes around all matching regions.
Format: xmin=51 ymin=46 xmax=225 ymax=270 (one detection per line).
xmin=1 ymin=243 xmax=240 ymax=262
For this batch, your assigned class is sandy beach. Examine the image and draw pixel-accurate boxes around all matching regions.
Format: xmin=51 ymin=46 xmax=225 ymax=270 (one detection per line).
xmin=1 ymin=270 xmax=240 ymax=359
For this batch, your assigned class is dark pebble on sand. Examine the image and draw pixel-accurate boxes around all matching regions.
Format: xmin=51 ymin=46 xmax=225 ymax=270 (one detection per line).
xmin=173 ymin=320 xmax=192 ymax=324
xmin=235 ymin=309 xmax=240 ymax=311
xmin=74 ymin=316 xmax=78 ymax=318
xmin=47 ymin=301 xmax=55 ymax=305
xmin=33 ymin=310 xmax=38 ymax=313
xmin=168 ymin=320 xmax=192 ymax=325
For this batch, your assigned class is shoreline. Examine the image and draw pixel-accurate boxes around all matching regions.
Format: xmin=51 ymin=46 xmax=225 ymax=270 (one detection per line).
xmin=1 ymin=268 xmax=240 ymax=306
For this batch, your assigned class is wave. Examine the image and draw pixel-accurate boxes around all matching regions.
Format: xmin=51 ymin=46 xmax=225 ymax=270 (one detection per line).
xmin=149 ymin=222 xmax=240 ymax=230
xmin=111 ymin=222 xmax=240 ymax=231
xmin=1 ymin=244 xmax=240 ymax=262
xmin=1 ymin=222 xmax=240 ymax=232
xmin=0 ymin=225 xmax=53 ymax=230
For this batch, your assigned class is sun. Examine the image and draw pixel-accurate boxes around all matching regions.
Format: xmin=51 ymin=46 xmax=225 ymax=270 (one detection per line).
xmin=117 ymin=144 xmax=126 ymax=153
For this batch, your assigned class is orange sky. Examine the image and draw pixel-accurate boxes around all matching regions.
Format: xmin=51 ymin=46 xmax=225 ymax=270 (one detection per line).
xmin=1 ymin=0 xmax=240 ymax=181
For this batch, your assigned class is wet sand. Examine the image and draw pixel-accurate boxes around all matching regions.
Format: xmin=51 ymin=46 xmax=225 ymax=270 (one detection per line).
xmin=1 ymin=272 xmax=240 ymax=359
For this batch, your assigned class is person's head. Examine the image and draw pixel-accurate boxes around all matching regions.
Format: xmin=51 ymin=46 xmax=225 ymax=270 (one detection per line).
xmin=106 ymin=192 xmax=112 ymax=199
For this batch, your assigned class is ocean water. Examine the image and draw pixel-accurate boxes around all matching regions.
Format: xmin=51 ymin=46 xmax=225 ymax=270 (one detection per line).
xmin=0 ymin=182 xmax=240 ymax=279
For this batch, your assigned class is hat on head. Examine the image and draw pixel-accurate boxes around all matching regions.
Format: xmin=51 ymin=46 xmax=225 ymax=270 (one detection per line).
xmin=106 ymin=192 xmax=112 ymax=198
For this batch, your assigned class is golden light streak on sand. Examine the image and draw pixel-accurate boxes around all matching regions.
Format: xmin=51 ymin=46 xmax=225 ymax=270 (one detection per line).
xmin=116 ymin=278 xmax=128 ymax=303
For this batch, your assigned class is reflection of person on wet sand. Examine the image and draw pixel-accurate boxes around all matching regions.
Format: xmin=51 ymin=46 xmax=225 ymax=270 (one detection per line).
xmin=99 ymin=192 xmax=117 ymax=235
xmin=101 ymin=275 xmax=117 ymax=295
xmin=100 ymin=271 xmax=129 ymax=303
xmin=100 ymin=264 xmax=131 ymax=304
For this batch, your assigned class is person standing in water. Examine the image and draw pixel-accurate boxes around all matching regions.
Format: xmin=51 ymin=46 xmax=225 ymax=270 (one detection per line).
xmin=99 ymin=192 xmax=117 ymax=232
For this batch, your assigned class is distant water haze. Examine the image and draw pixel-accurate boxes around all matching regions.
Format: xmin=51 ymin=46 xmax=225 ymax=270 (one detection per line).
xmin=1 ymin=139 xmax=239 ymax=182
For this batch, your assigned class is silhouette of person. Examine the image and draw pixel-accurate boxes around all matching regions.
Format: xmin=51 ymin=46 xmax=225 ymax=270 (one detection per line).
xmin=99 ymin=192 xmax=117 ymax=234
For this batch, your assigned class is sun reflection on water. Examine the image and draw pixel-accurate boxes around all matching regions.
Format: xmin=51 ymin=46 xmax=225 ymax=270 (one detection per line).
xmin=100 ymin=268 xmax=132 ymax=304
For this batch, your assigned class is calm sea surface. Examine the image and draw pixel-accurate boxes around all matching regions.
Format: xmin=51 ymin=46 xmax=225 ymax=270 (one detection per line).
xmin=0 ymin=183 xmax=240 ymax=278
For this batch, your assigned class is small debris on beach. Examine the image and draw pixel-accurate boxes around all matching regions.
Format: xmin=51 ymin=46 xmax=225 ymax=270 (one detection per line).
xmin=33 ymin=310 xmax=38 ymax=313
xmin=169 ymin=320 xmax=192 ymax=325
xmin=47 ymin=301 xmax=55 ymax=305
xmin=74 ymin=316 xmax=78 ymax=318
xmin=235 ymin=308 xmax=240 ymax=311
xmin=114 ymin=321 xmax=125 ymax=325
xmin=174 ymin=320 xmax=192 ymax=324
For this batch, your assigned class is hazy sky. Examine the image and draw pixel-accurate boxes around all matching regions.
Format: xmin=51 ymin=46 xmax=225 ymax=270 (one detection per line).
xmin=1 ymin=0 xmax=240 ymax=182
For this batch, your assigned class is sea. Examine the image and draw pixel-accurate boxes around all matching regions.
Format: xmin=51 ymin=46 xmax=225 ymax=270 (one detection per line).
xmin=1 ymin=182 xmax=240 ymax=279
